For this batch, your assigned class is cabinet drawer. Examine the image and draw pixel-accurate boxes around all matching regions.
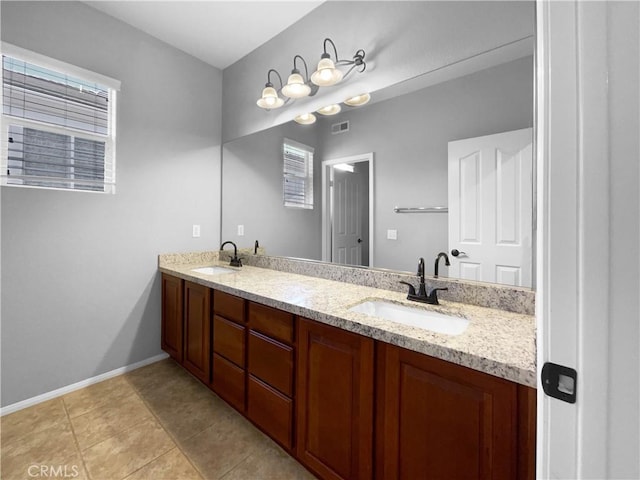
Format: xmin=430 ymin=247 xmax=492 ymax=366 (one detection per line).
xmin=248 ymin=302 xmax=294 ymax=344
xmin=248 ymin=375 xmax=293 ymax=450
xmin=213 ymin=315 xmax=245 ymax=367
xmin=248 ymin=331 xmax=294 ymax=397
xmin=212 ymin=353 xmax=245 ymax=412
xmin=213 ymin=290 xmax=245 ymax=323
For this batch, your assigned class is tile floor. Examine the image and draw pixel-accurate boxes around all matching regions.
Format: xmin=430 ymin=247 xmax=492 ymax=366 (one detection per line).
xmin=1 ymin=359 xmax=316 ymax=480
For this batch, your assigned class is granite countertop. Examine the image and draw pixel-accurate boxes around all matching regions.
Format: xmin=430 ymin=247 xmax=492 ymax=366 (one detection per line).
xmin=159 ymin=258 xmax=536 ymax=388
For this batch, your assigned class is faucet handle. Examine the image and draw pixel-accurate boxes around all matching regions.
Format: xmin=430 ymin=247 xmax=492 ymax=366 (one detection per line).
xmin=399 ymin=281 xmax=416 ymax=297
xmin=427 ymin=287 xmax=448 ymax=305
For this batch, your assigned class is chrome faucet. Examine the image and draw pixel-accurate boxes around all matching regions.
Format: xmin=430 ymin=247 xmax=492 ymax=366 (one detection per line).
xmin=399 ymin=257 xmax=448 ymax=305
xmin=434 ymin=252 xmax=450 ymax=278
xmin=220 ymin=241 xmax=242 ymax=267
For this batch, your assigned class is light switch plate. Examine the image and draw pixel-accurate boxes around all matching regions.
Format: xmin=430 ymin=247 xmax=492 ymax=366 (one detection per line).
xmin=192 ymin=225 xmax=201 ymax=238
xmin=237 ymin=225 xmax=245 ymax=236
xmin=387 ymin=229 xmax=397 ymax=240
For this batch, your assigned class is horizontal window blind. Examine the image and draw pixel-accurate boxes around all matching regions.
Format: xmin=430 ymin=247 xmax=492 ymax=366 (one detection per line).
xmin=3 ymin=57 xmax=109 ymax=135
xmin=283 ymin=139 xmax=314 ymax=209
xmin=1 ymin=47 xmax=117 ymax=193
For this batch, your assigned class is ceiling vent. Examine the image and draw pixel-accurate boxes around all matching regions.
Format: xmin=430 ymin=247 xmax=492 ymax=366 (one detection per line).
xmin=331 ymin=120 xmax=350 ymax=135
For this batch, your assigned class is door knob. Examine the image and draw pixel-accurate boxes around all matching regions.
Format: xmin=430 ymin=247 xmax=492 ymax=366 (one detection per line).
xmin=451 ymin=249 xmax=466 ymax=257
xmin=357 ymin=238 xmax=363 ymax=243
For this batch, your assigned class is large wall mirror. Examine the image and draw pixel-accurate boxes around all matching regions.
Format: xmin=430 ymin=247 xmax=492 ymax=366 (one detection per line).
xmin=222 ymin=4 xmax=535 ymax=288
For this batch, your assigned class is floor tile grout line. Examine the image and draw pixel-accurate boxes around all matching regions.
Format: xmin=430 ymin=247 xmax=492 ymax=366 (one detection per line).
xmin=77 ymin=415 xmax=154 ymax=454
xmin=66 ymin=378 xmax=174 ymax=480
xmin=0 ymin=399 xmax=70 ymax=446
xmin=64 ymin=380 xmax=157 ymax=453
xmin=63 ymin=377 xmax=136 ymax=421
xmin=123 ymin=370 xmax=207 ymax=480
xmin=217 ymin=451 xmax=255 ymax=480
xmin=61 ymin=397 xmax=93 ymax=480
xmin=119 ymin=446 xmax=182 ymax=480
xmin=78 ymin=410 xmax=175 ymax=479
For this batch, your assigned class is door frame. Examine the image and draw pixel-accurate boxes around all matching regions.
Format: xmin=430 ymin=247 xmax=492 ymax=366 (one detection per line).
xmin=537 ymin=0 xmax=610 ymax=476
xmin=321 ymin=153 xmax=374 ymax=266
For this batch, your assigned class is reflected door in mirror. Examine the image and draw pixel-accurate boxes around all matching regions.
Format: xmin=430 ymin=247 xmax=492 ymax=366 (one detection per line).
xmin=448 ymin=128 xmax=533 ymax=287
xmin=332 ymin=168 xmax=365 ymax=265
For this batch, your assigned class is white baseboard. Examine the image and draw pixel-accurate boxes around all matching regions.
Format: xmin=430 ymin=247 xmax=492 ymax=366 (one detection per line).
xmin=0 ymin=352 xmax=170 ymax=416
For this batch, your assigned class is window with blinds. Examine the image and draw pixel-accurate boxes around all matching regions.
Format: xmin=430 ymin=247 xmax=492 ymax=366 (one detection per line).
xmin=283 ymin=138 xmax=314 ymax=209
xmin=1 ymin=45 xmax=119 ymax=193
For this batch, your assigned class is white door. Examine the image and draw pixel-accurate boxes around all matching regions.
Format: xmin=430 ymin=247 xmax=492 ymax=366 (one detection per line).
xmin=448 ymin=128 xmax=533 ymax=287
xmin=331 ymin=168 xmax=364 ymax=265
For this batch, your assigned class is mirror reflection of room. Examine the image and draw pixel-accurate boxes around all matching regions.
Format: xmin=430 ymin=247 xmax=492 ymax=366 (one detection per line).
xmin=223 ymin=52 xmax=533 ymax=286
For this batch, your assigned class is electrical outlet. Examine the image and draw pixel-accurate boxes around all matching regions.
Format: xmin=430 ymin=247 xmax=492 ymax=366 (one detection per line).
xmin=237 ymin=224 xmax=245 ymax=236
xmin=387 ymin=229 xmax=397 ymax=240
xmin=192 ymin=224 xmax=201 ymax=238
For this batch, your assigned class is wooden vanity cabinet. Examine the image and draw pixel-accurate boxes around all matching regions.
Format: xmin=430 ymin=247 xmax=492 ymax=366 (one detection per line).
xmin=160 ymin=276 xmax=536 ymax=480
xmin=211 ymin=290 xmax=246 ymax=412
xmin=182 ymin=281 xmax=211 ymax=384
xmin=247 ymin=303 xmax=295 ymax=451
xmin=296 ymin=317 xmax=375 ymax=480
xmin=161 ymin=274 xmax=183 ymax=363
xmin=375 ymin=343 xmax=536 ymax=480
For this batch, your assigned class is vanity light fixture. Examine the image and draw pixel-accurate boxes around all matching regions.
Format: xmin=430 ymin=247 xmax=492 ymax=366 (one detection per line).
xmin=311 ymin=38 xmax=366 ymax=87
xmin=294 ymin=93 xmax=371 ymax=127
xmin=344 ymin=93 xmax=371 ymax=107
xmin=256 ymin=69 xmax=286 ymax=110
xmin=257 ymin=38 xmax=366 ymax=111
xmin=294 ymin=112 xmax=317 ymax=125
xmin=282 ymin=55 xmax=316 ymax=99
xmin=317 ymin=104 xmax=341 ymax=116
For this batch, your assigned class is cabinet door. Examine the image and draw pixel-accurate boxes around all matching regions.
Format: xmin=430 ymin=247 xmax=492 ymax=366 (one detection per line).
xmin=377 ymin=343 xmax=519 ymax=480
xmin=296 ymin=318 xmax=374 ymax=480
xmin=161 ymin=274 xmax=183 ymax=362
xmin=183 ymin=281 xmax=211 ymax=383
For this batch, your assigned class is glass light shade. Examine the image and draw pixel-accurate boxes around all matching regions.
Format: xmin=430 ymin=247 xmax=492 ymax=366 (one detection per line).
xmin=282 ymin=73 xmax=311 ymax=98
xmin=256 ymin=86 xmax=284 ymax=109
xmin=294 ymin=113 xmax=317 ymax=125
xmin=344 ymin=93 xmax=371 ymax=107
xmin=316 ymin=104 xmax=341 ymax=116
xmin=311 ymin=58 xmax=343 ymax=86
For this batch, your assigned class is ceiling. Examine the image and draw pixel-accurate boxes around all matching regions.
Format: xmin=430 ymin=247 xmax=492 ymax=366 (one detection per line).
xmin=84 ymin=1 xmax=324 ymax=70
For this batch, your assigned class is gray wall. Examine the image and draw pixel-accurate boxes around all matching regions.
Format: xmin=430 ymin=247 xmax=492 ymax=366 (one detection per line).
xmin=1 ymin=1 xmax=223 ymax=407
xmin=607 ymin=1 xmax=639 ymax=476
xmin=222 ymin=1 xmax=534 ymax=142
xmin=222 ymin=122 xmax=322 ymax=259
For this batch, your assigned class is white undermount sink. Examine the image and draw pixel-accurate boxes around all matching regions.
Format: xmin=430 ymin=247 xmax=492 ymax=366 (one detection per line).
xmin=191 ymin=266 xmax=234 ymax=275
xmin=349 ymin=300 xmax=469 ymax=335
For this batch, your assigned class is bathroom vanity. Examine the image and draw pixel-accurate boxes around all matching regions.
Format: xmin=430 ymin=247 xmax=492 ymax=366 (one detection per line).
xmin=159 ymin=252 xmax=536 ymax=480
